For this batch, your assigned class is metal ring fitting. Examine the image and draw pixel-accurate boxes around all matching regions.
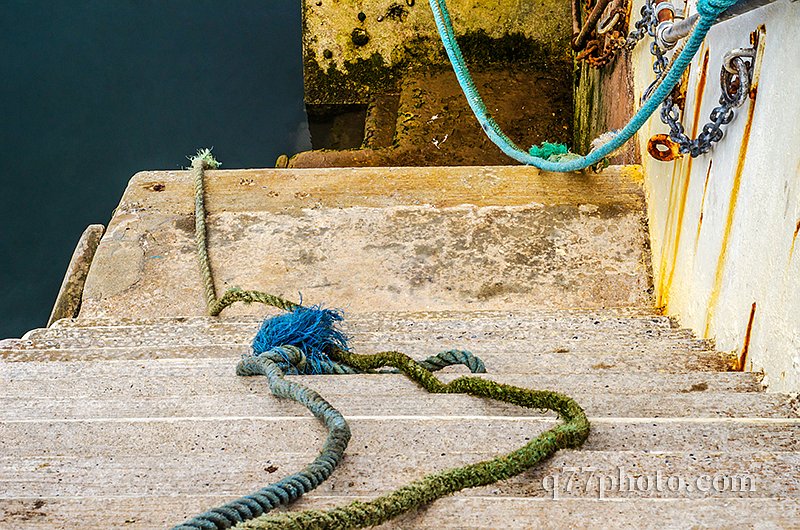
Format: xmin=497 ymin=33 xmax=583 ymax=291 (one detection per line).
xmin=647 ymin=133 xmax=683 ymax=161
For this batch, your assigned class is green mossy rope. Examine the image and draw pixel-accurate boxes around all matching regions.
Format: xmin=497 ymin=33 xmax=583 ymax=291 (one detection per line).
xmin=234 ymin=349 xmax=589 ymax=530
xmin=186 ymin=150 xmax=590 ymax=529
xmin=191 ymin=149 xmax=299 ymax=316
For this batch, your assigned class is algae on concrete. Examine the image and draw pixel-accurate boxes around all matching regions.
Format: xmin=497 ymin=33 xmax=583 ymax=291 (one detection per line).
xmin=303 ymin=0 xmax=572 ymax=105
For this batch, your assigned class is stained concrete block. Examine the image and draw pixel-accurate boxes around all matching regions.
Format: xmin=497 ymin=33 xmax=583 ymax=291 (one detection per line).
xmin=46 ymin=224 xmax=104 ymax=326
xmin=301 ymin=0 xmax=572 ymax=104
xmin=78 ymin=166 xmax=653 ymax=319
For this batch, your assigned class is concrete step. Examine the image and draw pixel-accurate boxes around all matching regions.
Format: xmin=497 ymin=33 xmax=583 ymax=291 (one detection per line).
xmin=1 ymin=362 xmax=794 ymax=420
xmin=2 ymin=496 xmax=798 ymax=530
xmin=23 ymin=311 xmax=714 ymax=359
xmin=0 ymin=346 xmax=733 ymax=373
xmin=78 ymin=165 xmax=652 ymax=319
xmin=47 ymin=307 xmax=669 ymax=328
xmin=4 ymin=446 xmax=799 ymax=499
xmin=1 ymin=359 xmax=764 ymax=394
xmin=8 ymin=330 xmax=710 ymax=354
xmin=4 ymin=386 xmax=792 ymax=420
xmin=5 ymin=417 xmax=799 ymax=456
xmin=37 ymin=310 xmax=681 ymax=341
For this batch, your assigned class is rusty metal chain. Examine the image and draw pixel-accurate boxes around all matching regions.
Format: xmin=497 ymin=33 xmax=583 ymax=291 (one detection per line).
xmin=659 ymin=50 xmax=753 ymax=158
xmin=625 ymin=0 xmax=656 ymax=50
xmin=573 ymin=0 xmax=632 ymax=68
xmin=641 ymin=6 xmax=755 ymax=161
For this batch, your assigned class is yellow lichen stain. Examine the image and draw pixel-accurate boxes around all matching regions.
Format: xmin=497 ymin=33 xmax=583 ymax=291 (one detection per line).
xmin=621 ymin=164 xmax=644 ymax=185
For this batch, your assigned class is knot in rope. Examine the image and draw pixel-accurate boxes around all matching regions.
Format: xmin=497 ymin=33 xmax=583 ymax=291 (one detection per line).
xmin=252 ymin=306 xmax=349 ymax=374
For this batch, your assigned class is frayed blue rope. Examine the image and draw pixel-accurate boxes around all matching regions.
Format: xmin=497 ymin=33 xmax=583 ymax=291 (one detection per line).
xmin=251 ymin=305 xmax=350 ymax=375
xmin=176 ymin=307 xmax=488 ymax=529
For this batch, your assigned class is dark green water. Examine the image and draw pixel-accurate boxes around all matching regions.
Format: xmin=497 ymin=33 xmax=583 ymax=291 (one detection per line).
xmin=0 ymin=1 xmax=309 ymax=338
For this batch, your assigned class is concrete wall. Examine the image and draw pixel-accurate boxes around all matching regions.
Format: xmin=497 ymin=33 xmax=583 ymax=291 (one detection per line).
xmin=302 ymin=0 xmax=572 ymax=104
xmin=630 ymin=0 xmax=800 ymax=391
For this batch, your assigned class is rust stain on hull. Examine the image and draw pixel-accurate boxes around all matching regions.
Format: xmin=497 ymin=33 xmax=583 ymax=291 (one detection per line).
xmin=656 ymin=160 xmax=683 ymax=308
xmin=691 ymin=51 xmax=711 ymax=141
xmin=736 ymin=302 xmax=757 ymax=371
xmin=661 ymin=50 xmax=711 ymax=311
xmin=790 ymin=219 xmax=800 ymax=261
xmin=704 ymin=97 xmax=757 ymax=337
xmin=694 ymin=159 xmax=714 ymax=255
xmin=703 ymin=27 xmax=765 ymax=338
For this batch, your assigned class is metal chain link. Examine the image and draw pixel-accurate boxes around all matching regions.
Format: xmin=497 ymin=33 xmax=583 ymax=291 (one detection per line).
xmin=625 ymin=0 xmax=656 ymax=50
xmin=630 ymin=0 xmax=755 ymax=159
xmin=660 ymin=48 xmax=754 ymax=157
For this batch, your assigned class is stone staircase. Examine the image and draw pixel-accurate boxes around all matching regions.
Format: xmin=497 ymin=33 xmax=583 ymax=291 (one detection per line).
xmin=2 ymin=166 xmax=799 ymax=528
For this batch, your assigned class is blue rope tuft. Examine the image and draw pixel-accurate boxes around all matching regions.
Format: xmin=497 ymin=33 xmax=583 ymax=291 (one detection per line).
xmin=252 ymin=305 xmax=350 ymax=374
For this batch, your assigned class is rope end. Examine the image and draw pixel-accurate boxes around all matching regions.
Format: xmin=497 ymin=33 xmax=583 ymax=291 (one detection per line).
xmin=190 ymin=148 xmax=221 ymax=170
xmin=252 ymin=305 xmax=350 ymax=374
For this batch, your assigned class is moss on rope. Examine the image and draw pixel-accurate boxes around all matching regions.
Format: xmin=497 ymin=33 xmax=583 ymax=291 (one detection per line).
xmin=183 ymin=149 xmax=590 ymax=530
xmin=235 ymin=348 xmax=589 ymax=529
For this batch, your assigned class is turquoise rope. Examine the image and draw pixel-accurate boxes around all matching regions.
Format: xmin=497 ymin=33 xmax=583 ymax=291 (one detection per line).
xmin=428 ymin=0 xmax=741 ymax=171
xmin=173 ymin=345 xmax=486 ymax=529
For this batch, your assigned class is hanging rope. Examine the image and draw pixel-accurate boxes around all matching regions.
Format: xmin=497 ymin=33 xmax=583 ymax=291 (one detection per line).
xmin=191 ymin=149 xmax=298 ymax=316
xmin=173 ymin=151 xmax=590 ymax=529
xmin=427 ymin=0 xmax=743 ymax=171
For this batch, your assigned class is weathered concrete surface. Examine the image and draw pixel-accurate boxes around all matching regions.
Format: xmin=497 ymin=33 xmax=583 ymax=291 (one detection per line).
xmin=0 ymin=310 xmax=732 ymax=373
xmin=7 ymin=153 xmax=799 ymax=525
xmin=1 ymin=358 xmax=764 ymax=393
xmin=2 ymin=497 xmax=799 ymax=530
xmin=627 ymin=0 xmax=800 ymax=391
xmin=5 ymin=437 xmax=800 ymax=498
xmin=0 ymin=345 xmax=734 ymax=372
xmin=292 ymin=67 xmax=573 ymax=167
xmin=45 ymin=224 xmax=104 ymax=327
xmin=78 ymin=166 xmax=652 ymax=319
xmin=2 ymin=307 xmax=798 ymax=527
xmin=5 ymin=361 xmax=791 ymax=418
xmin=302 ymin=0 xmax=572 ymax=105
